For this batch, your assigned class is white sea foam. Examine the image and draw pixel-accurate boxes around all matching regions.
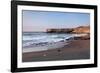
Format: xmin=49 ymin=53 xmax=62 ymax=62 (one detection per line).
xmin=22 ymin=32 xmax=74 ymax=52
xmin=23 ymin=41 xmax=68 ymax=53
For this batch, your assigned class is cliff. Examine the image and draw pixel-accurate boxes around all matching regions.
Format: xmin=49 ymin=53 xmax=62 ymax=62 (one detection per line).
xmin=47 ymin=28 xmax=74 ymax=33
xmin=46 ymin=26 xmax=90 ymax=34
xmin=72 ymin=26 xmax=90 ymax=34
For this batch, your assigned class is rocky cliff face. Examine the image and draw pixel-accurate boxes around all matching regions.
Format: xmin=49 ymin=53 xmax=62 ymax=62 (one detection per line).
xmin=46 ymin=26 xmax=90 ymax=34
xmin=47 ymin=28 xmax=74 ymax=33
xmin=72 ymin=26 xmax=90 ymax=34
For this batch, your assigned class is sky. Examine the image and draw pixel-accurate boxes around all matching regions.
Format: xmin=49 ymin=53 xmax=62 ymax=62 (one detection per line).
xmin=22 ymin=10 xmax=90 ymax=32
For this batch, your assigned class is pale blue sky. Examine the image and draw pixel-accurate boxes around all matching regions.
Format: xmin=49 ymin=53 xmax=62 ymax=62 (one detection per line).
xmin=22 ymin=10 xmax=90 ymax=32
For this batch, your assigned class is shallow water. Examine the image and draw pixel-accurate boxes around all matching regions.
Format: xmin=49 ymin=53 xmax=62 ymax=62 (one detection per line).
xmin=22 ymin=32 xmax=85 ymax=52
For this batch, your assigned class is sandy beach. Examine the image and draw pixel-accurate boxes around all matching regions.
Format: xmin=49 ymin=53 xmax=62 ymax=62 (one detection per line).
xmin=22 ymin=39 xmax=90 ymax=62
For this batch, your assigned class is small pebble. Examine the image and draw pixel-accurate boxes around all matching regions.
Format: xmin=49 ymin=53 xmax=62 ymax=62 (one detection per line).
xmin=43 ymin=54 xmax=47 ymax=56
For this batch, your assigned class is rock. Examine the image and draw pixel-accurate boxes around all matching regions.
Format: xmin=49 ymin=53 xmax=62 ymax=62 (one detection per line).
xmin=73 ymin=34 xmax=90 ymax=40
xmin=46 ymin=26 xmax=90 ymax=34
xmin=47 ymin=28 xmax=73 ymax=33
xmin=72 ymin=26 xmax=90 ymax=34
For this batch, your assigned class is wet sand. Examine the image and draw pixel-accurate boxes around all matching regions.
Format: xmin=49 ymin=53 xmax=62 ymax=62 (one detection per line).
xmin=22 ymin=39 xmax=90 ymax=62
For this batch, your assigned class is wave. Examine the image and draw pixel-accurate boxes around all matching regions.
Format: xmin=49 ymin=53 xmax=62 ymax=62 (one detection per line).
xmin=22 ymin=33 xmax=88 ymax=52
xmin=22 ymin=33 xmax=74 ymax=48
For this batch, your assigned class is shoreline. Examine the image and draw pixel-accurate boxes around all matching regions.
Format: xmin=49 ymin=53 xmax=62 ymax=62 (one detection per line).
xmin=23 ymin=33 xmax=89 ymax=53
xmin=22 ymin=39 xmax=90 ymax=62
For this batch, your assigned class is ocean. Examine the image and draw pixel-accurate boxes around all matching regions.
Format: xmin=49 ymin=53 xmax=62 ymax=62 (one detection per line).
xmin=22 ymin=32 xmax=78 ymax=53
